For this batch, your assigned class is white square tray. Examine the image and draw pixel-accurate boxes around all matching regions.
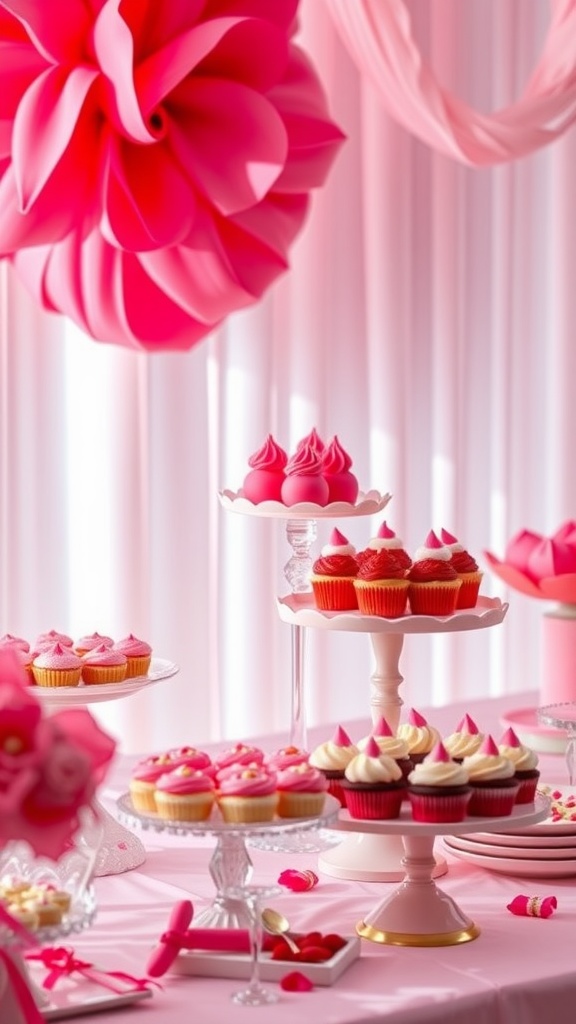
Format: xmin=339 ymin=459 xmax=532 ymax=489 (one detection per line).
xmin=171 ymin=935 xmax=361 ymax=986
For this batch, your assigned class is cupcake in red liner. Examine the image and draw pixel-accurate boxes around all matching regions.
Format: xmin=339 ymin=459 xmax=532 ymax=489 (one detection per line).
xmin=242 ymin=434 xmax=288 ymax=503
xmin=498 ymin=727 xmax=540 ymax=804
xmin=343 ymin=736 xmax=406 ymax=819
xmin=358 ymin=715 xmax=413 ymax=783
xmin=358 ymin=522 xmax=412 ymax=571
xmin=407 ymin=742 xmax=472 ymax=822
xmin=276 ymin=763 xmax=328 ymax=818
xmin=462 ymin=735 xmax=520 ymax=816
xmin=397 ymin=708 xmax=442 ymax=765
xmin=319 ymin=435 xmax=359 ymax=504
xmin=353 ymin=549 xmax=409 ymax=618
xmin=308 ymin=725 xmax=358 ymax=806
xmin=441 ymin=529 xmax=483 ymax=608
xmin=443 ymin=713 xmax=484 ymax=763
xmin=407 ymin=531 xmax=461 ymax=615
xmin=310 ymin=528 xmax=359 ymax=610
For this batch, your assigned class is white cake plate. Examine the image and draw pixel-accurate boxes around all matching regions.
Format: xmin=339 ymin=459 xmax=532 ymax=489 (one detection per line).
xmin=333 ymin=793 xmax=550 ymax=946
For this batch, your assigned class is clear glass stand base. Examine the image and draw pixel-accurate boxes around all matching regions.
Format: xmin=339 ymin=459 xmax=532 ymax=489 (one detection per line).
xmin=94 ymin=802 xmax=146 ymax=876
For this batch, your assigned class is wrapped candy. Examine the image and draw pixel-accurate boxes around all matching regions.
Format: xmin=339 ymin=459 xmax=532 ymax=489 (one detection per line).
xmin=506 ymin=895 xmax=558 ymax=918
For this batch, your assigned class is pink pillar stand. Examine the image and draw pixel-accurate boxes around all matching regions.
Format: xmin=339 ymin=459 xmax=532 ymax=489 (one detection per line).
xmin=540 ymin=606 xmax=576 ymax=706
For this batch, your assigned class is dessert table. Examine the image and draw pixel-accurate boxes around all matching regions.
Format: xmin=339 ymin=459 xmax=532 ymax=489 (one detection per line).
xmin=39 ymin=690 xmax=576 ymax=1023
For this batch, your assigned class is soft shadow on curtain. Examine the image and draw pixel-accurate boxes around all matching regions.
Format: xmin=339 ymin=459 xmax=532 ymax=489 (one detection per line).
xmin=0 ymin=0 xmax=574 ymax=754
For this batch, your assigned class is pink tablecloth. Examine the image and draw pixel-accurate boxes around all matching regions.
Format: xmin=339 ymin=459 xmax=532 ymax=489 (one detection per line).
xmin=34 ymin=691 xmax=576 ymax=1024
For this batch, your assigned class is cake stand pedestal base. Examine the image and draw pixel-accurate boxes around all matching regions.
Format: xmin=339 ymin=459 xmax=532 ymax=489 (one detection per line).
xmin=319 ymin=832 xmax=447 ymax=882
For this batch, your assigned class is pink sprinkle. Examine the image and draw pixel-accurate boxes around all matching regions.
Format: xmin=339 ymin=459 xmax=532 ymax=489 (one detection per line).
xmin=425 ymin=529 xmax=443 ymax=549
xmin=499 ymin=727 xmax=520 ymax=747
xmin=440 ymin=528 xmax=459 ymax=545
xmin=455 ymin=714 xmax=480 ymax=735
xmin=329 ymin=527 xmax=349 ymax=546
xmin=377 ymin=522 xmax=396 ymax=539
xmin=364 ymin=736 xmax=381 ymax=758
xmin=552 ymin=790 xmax=563 ymax=799
xmin=428 ymin=741 xmax=451 ymax=763
xmin=333 ymin=725 xmax=352 ymax=746
xmin=408 ymin=708 xmax=428 ymax=727
xmin=371 ymin=716 xmax=393 ymax=738
xmin=479 ymin=735 xmax=499 ymax=756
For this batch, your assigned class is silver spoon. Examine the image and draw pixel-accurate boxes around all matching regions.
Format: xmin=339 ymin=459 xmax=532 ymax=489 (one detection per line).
xmin=261 ymin=908 xmax=300 ymax=954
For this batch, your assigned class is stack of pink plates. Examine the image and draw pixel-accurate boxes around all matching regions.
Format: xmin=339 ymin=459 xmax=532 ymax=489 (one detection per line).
xmin=443 ymin=786 xmax=576 ymax=878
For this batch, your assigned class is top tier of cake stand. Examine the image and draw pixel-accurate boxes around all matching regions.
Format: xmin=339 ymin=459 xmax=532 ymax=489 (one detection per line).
xmin=218 ymin=490 xmax=391 ymax=520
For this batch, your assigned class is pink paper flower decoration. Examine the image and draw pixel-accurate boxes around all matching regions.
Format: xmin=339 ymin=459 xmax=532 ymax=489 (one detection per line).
xmin=0 ymin=0 xmax=344 ymax=350
xmin=484 ymin=521 xmax=576 ymax=603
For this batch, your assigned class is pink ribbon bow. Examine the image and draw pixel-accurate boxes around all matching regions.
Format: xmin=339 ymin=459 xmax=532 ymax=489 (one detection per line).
xmin=146 ymin=900 xmax=251 ymax=978
xmin=506 ymin=895 xmax=558 ymax=918
xmin=25 ymin=947 xmax=155 ymax=995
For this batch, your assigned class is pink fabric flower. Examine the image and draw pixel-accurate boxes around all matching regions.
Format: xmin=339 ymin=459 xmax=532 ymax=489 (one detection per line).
xmin=484 ymin=522 xmax=576 ymax=602
xmin=0 ymin=0 xmax=344 ymax=350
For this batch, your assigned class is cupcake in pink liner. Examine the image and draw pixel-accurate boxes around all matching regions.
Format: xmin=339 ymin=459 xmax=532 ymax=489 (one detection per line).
xmin=357 ymin=716 xmax=413 ymax=782
xmin=497 ymin=727 xmax=540 ymax=804
xmin=35 ymin=629 xmax=74 ymax=649
xmin=407 ymin=531 xmax=461 ymax=615
xmin=443 ymin=714 xmax=484 ymax=762
xmin=265 ymin=745 xmax=310 ymax=772
xmin=462 ymin=735 xmax=519 ymax=816
xmin=165 ymin=746 xmax=213 ymax=773
xmin=155 ymin=766 xmax=215 ymax=822
xmin=242 ymin=434 xmax=288 ymax=503
xmin=397 ymin=709 xmax=442 ymax=765
xmin=319 ymin=435 xmax=359 ymax=504
xmin=353 ymin=549 xmax=409 ymax=618
xmin=129 ymin=754 xmax=174 ymax=813
xmin=31 ymin=643 xmax=83 ymax=688
xmin=112 ymin=634 xmax=152 ymax=678
xmin=441 ymin=529 xmax=483 ymax=608
xmin=281 ymin=440 xmax=329 ymax=507
xmin=343 ymin=736 xmax=405 ymax=820
xmin=218 ymin=767 xmax=279 ymax=823
xmin=310 ymin=528 xmax=359 ymax=611
xmin=408 ymin=742 xmax=472 ymax=822
xmin=276 ymin=763 xmax=328 ymax=818
xmin=212 ymin=743 xmax=265 ymax=775
xmin=74 ymin=632 xmax=114 ymax=656
xmin=308 ymin=725 xmax=358 ymax=806
xmin=359 ymin=522 xmax=412 ymax=571
xmin=81 ymin=644 xmax=127 ymax=685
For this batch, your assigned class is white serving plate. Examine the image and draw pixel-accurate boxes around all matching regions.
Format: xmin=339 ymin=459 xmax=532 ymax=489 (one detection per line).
xmin=34 ymin=657 xmax=178 ymax=705
xmin=443 ymin=833 xmax=576 ymax=860
xmin=464 ymin=829 xmax=576 ymax=849
xmin=218 ymin=489 xmax=391 ymax=519
xmin=172 ymin=934 xmax=361 ymax=985
xmin=442 ymin=838 xmax=576 ymax=877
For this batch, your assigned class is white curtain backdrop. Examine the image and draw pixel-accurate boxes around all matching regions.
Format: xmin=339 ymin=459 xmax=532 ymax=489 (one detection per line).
xmin=0 ymin=0 xmax=571 ymax=754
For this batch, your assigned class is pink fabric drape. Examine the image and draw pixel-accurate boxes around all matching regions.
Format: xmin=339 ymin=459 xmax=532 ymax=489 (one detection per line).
xmin=327 ymin=0 xmax=576 ymax=164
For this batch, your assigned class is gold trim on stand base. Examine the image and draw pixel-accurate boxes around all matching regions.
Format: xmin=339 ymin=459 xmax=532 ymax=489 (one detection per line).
xmin=357 ymin=920 xmax=480 ymax=947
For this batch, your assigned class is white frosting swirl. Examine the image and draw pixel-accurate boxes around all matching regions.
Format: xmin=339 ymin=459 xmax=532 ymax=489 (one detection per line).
xmin=345 ymin=751 xmax=402 ymax=784
xmin=321 ymin=540 xmax=356 ymax=556
xmin=413 ymin=544 xmax=451 ymax=562
xmin=443 ymin=731 xmax=483 ymax=759
xmin=309 ymin=740 xmax=358 ymax=772
xmin=408 ymin=758 xmax=469 ymax=787
xmin=397 ymin=723 xmax=441 ymax=755
xmin=462 ymin=750 xmax=515 ymax=782
xmin=498 ymin=743 xmax=538 ymax=771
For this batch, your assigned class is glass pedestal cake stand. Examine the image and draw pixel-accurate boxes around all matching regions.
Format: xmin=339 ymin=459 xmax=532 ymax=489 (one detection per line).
xmin=37 ymin=658 xmax=179 ymax=876
xmin=277 ymin=595 xmax=509 ymax=882
xmin=334 ymin=791 xmax=550 ymax=946
xmin=537 ymin=702 xmax=576 ymax=784
xmin=116 ymin=793 xmax=340 ymax=929
xmin=218 ymin=490 xmax=391 ymax=751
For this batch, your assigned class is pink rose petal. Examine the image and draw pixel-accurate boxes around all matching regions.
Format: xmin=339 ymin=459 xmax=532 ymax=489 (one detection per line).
xmin=280 ymin=971 xmax=314 ymax=992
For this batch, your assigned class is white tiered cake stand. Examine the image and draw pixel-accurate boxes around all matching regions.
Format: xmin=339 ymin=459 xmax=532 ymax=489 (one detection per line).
xmin=277 ymin=595 xmax=509 ymax=881
xmin=37 ymin=658 xmax=179 ymax=876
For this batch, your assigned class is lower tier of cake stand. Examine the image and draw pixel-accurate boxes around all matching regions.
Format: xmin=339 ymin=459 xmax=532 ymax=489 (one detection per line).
xmin=334 ymin=793 xmax=550 ymax=946
xmin=318 ymin=831 xmax=447 ymax=882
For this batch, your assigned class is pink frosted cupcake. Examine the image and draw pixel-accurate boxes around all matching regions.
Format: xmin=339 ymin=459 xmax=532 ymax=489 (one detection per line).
xmin=443 ymin=714 xmax=484 ymax=763
xmin=353 ymin=549 xmax=409 ymax=618
xmin=359 ymin=522 xmax=412 ymax=571
xmin=242 ymin=434 xmax=288 ymax=503
xmin=498 ymin=728 xmax=540 ymax=804
xmin=165 ymin=746 xmax=213 ymax=772
xmin=35 ymin=630 xmax=74 ymax=649
xmin=281 ymin=439 xmax=329 ymax=507
xmin=31 ymin=642 xmax=83 ymax=688
xmin=310 ymin=528 xmax=359 ymax=611
xmin=81 ymin=644 xmax=127 ymax=685
xmin=462 ymin=735 xmax=520 ymax=816
xmin=408 ymin=742 xmax=472 ymax=822
xmin=343 ymin=737 xmax=405 ymax=820
xmin=308 ymin=725 xmax=358 ymax=806
xmin=213 ymin=743 xmax=265 ymax=777
xmin=155 ymin=767 xmax=215 ymax=822
xmin=129 ymin=754 xmax=174 ymax=813
xmin=0 ymin=633 xmax=30 ymax=652
xmin=397 ymin=709 xmax=442 ymax=765
xmin=441 ymin=529 xmax=483 ymax=609
xmin=112 ymin=634 xmax=152 ymax=678
xmin=319 ymin=435 xmax=359 ymax=504
xmin=218 ymin=768 xmax=278 ymax=823
xmin=265 ymin=745 xmax=310 ymax=772
xmin=75 ymin=632 xmax=114 ymax=656
xmin=407 ymin=531 xmax=461 ymax=615
xmin=276 ymin=763 xmax=328 ymax=818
